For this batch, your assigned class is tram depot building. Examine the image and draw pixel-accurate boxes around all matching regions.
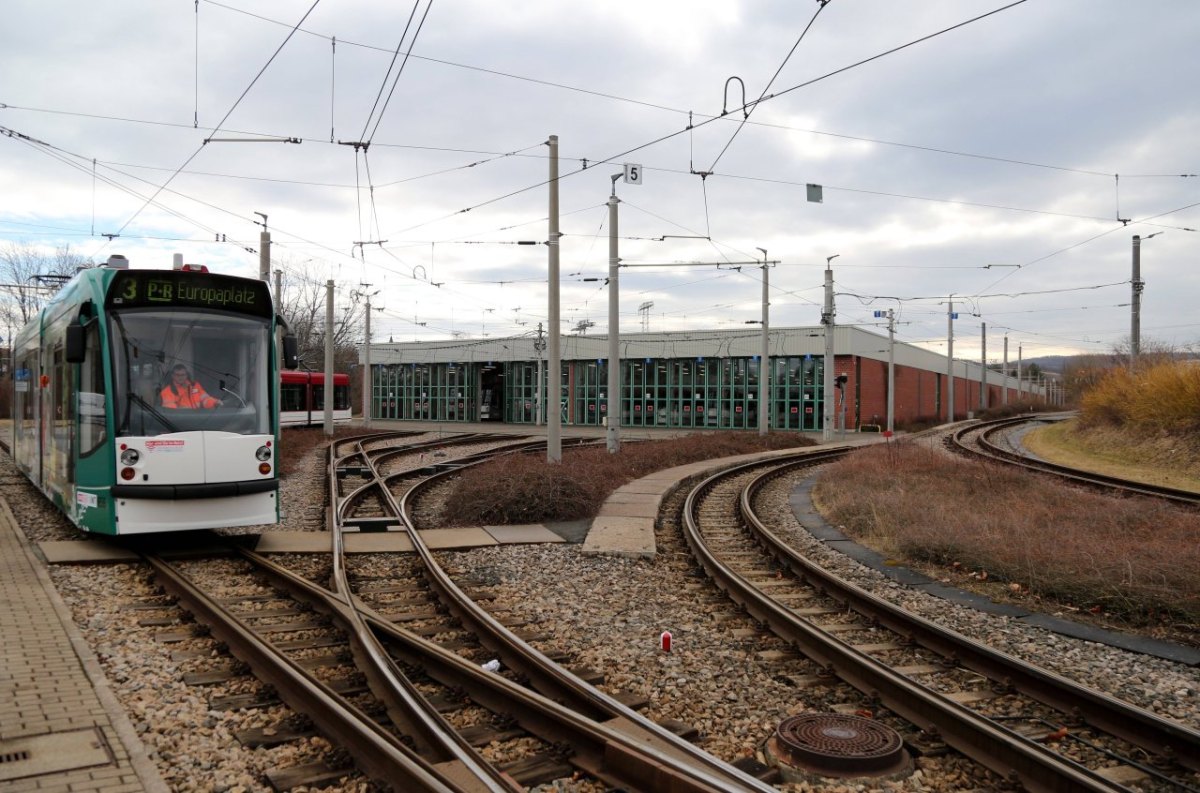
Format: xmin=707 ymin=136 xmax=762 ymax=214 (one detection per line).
xmin=362 ymin=326 xmax=1043 ymax=431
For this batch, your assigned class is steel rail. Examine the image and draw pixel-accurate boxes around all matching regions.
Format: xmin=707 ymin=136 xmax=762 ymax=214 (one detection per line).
xmin=385 ymin=436 xmax=780 ymax=793
xmin=682 ymin=455 xmax=1133 ymax=793
xmin=241 ymin=545 xmax=736 ymax=793
xmin=334 ymin=436 xmax=576 ymax=519
xmin=739 ymin=458 xmax=1200 ymax=774
xmin=324 ymin=442 xmax=524 ymax=791
xmin=142 ymin=554 xmax=467 ymax=793
xmin=953 ymin=415 xmax=1200 ymax=506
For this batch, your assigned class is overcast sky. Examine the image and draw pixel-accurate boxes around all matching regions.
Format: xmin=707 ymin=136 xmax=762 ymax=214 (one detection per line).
xmin=2 ymin=0 xmax=1197 ymax=361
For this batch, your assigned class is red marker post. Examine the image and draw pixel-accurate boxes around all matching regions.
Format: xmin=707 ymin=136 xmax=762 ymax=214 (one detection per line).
xmin=660 ymin=630 xmax=672 ymax=653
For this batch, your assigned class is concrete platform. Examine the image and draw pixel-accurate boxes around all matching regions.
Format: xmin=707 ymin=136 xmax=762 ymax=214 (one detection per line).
xmin=37 ymin=541 xmax=141 ymax=564
xmin=249 ymin=523 xmax=570 ymax=555
xmin=581 ymin=438 xmax=884 ymax=559
xmin=0 ymin=499 xmax=168 ymax=793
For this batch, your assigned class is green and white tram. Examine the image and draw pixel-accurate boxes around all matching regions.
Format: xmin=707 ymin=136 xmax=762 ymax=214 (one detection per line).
xmin=10 ymin=257 xmax=297 ymax=534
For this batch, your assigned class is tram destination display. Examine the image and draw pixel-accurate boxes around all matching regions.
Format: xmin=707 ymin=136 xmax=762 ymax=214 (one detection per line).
xmin=106 ymin=270 xmax=272 ymax=317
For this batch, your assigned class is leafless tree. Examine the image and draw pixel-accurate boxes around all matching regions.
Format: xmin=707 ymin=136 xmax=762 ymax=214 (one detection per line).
xmin=275 ymin=260 xmax=364 ymax=375
xmin=1109 ymin=335 xmax=1180 ymax=369
xmin=0 ymin=241 xmax=89 ymax=338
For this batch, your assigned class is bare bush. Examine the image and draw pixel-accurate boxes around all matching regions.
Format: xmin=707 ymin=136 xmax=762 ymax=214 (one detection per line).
xmin=1080 ymin=361 xmax=1200 ymax=434
xmin=443 ymin=432 xmax=815 ymax=526
xmin=815 ymin=443 xmax=1200 ymax=622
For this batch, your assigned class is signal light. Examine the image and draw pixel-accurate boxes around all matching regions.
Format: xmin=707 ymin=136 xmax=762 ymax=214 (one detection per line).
xmin=120 ymin=467 xmax=135 ymax=480
xmin=258 ymin=463 xmax=271 ymax=475
xmin=180 ymin=264 xmax=209 ymax=273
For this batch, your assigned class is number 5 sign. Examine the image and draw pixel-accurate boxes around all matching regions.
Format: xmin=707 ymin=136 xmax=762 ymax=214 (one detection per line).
xmin=623 ymin=163 xmax=643 ymax=185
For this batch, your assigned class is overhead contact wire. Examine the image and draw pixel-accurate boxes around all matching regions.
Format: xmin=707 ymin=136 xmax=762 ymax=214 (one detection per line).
xmin=708 ymin=0 xmax=828 ymax=171
xmin=367 ymin=0 xmax=434 ymax=145
xmin=358 ymin=0 xmax=422 ymax=143
xmin=98 ymin=0 xmax=322 ymax=250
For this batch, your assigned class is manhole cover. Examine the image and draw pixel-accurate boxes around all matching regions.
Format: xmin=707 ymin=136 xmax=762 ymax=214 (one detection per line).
xmin=768 ymin=713 xmax=910 ymax=779
xmin=0 ymin=729 xmax=112 ymax=782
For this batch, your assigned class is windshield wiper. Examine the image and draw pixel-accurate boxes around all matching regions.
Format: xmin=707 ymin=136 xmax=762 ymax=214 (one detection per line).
xmin=220 ymin=385 xmax=247 ymax=407
xmin=128 ymin=392 xmax=180 ymax=434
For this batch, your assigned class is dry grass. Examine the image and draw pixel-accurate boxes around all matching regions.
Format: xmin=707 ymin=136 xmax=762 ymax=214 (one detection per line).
xmin=815 ymin=443 xmax=1200 ymax=624
xmin=1080 ymin=361 xmax=1200 ymax=434
xmin=442 ymin=432 xmax=816 ymax=526
xmin=1024 ymin=420 xmax=1200 ymax=492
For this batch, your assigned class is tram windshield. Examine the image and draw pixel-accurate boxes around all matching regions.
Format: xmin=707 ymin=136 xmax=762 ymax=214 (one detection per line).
xmin=109 ymin=309 xmax=271 ymax=437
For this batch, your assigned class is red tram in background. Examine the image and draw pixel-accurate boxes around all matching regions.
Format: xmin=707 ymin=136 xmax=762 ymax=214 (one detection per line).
xmin=280 ymin=371 xmax=352 ymax=427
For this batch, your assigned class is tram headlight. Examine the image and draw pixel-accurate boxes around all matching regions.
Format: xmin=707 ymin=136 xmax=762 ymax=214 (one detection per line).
xmin=255 ymin=445 xmax=272 ymax=461
xmin=120 ymin=449 xmax=140 ymax=466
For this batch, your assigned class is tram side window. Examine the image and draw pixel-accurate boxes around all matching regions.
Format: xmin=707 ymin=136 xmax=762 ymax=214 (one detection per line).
xmin=51 ymin=345 xmax=74 ymax=483
xmin=78 ymin=322 xmax=107 ymax=457
xmin=15 ymin=352 xmax=37 ymax=461
xmin=281 ymin=382 xmax=306 ymax=412
xmin=333 ymin=384 xmax=350 ymax=410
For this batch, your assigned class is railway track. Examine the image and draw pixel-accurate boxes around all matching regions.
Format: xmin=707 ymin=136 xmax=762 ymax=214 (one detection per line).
xmin=22 ymin=422 xmax=1198 ymax=789
xmin=950 ymin=415 xmax=1200 ymax=507
xmin=677 ymin=451 xmax=1200 ymax=792
xmin=333 ymin=430 xmax=775 ymax=792
xmin=138 ymin=431 xmax=767 ymax=791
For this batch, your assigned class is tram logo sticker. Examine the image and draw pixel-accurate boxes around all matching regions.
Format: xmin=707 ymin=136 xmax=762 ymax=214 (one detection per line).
xmin=146 ymin=439 xmax=186 ymax=453
xmin=77 ymin=492 xmax=98 ymax=509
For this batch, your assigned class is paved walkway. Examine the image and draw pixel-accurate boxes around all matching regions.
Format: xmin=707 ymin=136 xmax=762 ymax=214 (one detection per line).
xmin=582 ymin=435 xmax=884 ymax=558
xmin=0 ymin=499 xmax=168 ymax=793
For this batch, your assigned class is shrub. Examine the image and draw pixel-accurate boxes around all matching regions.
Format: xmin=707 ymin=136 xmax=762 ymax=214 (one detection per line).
xmin=1080 ymin=361 xmax=1200 ymax=434
xmin=815 ymin=443 xmax=1200 ymax=622
xmin=442 ymin=431 xmax=815 ymax=525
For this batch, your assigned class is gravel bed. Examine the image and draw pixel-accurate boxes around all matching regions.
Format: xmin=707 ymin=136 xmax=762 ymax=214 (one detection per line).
xmin=7 ymin=436 xmax=1199 ymax=792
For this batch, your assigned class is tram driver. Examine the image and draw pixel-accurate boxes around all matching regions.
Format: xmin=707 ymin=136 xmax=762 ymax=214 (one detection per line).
xmin=160 ymin=364 xmax=223 ymax=409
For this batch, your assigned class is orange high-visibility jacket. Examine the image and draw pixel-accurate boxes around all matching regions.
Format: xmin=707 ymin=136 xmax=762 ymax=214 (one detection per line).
xmin=160 ymin=381 xmax=220 ymax=409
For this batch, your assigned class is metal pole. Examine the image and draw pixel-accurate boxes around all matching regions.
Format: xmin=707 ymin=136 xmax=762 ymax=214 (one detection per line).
xmin=821 ymin=257 xmax=837 ymax=442
xmin=1017 ymin=344 xmax=1023 ymax=401
xmin=946 ymin=296 xmax=954 ymax=422
xmin=606 ymin=183 xmax=621 ymax=453
xmin=1131 ymin=234 xmax=1142 ymax=366
xmin=886 ymin=308 xmax=895 ymax=433
xmin=546 ymin=135 xmax=562 ymax=463
xmin=757 ymin=247 xmax=769 ymax=437
xmin=259 ymin=229 xmax=270 ymax=282
xmin=324 ymin=279 xmax=334 ymax=436
xmin=362 ymin=292 xmax=372 ymax=428
xmin=1002 ymin=335 xmax=1009 ymax=406
xmin=980 ymin=322 xmax=987 ymax=412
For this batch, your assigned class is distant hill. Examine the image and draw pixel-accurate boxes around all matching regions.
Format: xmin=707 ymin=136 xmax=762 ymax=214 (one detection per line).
xmin=1017 ymin=353 xmax=1199 ymax=374
xmin=1023 ymin=355 xmax=1070 ymax=373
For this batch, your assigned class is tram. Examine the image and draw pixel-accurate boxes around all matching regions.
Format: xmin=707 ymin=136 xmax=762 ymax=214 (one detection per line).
xmin=10 ymin=257 xmax=297 ymax=534
xmin=280 ymin=370 xmax=352 ymax=427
